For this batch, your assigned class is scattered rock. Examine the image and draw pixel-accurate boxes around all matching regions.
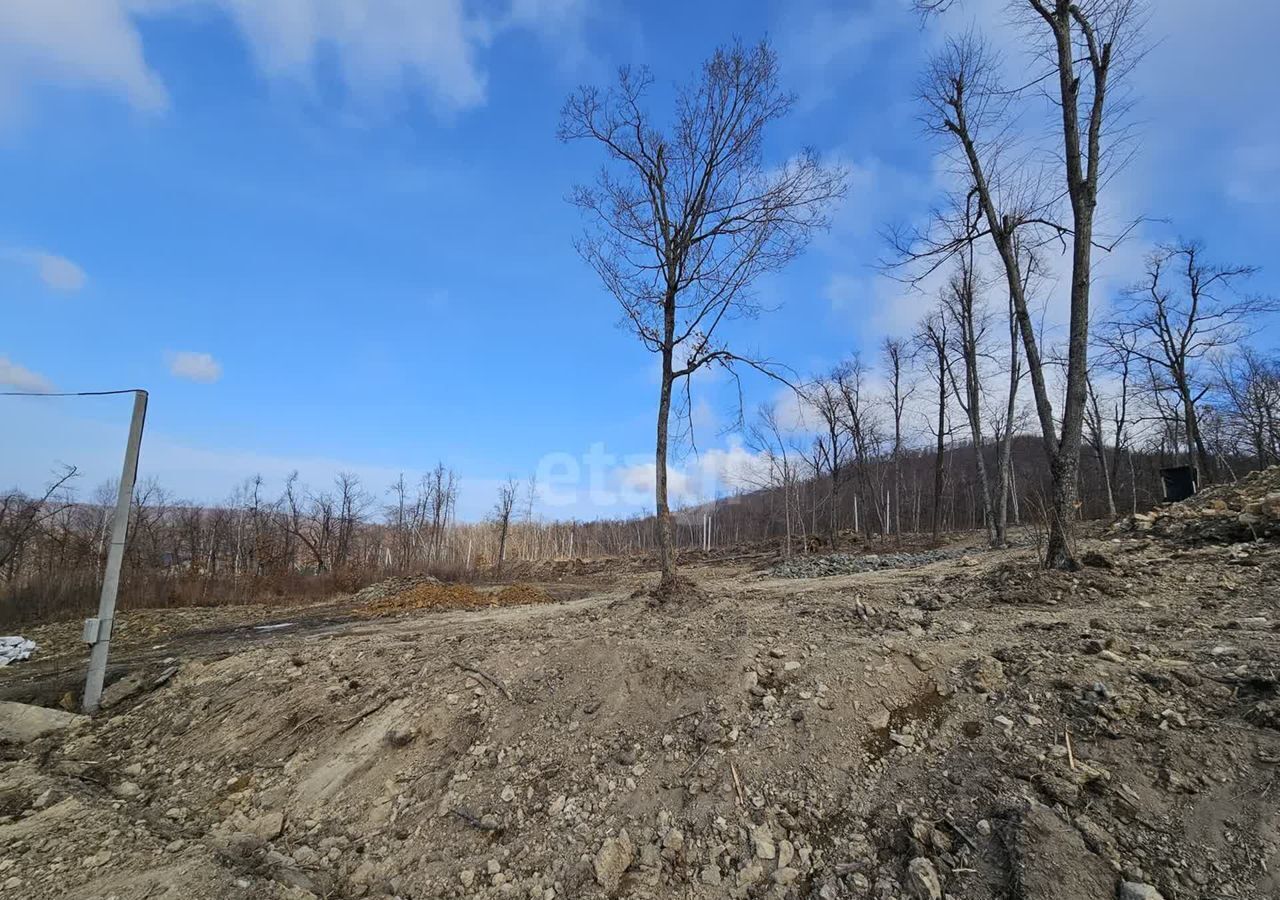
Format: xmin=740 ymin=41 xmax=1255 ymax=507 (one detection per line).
xmin=593 ymin=830 xmax=633 ymax=892
xmin=248 ymin=811 xmax=285 ymax=841
xmin=904 ymin=857 xmax=942 ymax=900
xmin=100 ymin=673 xmax=147 ymax=709
xmin=968 ymin=656 xmax=1006 ymax=693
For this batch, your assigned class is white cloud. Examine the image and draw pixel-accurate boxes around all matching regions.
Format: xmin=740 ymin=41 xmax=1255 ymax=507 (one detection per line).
xmin=0 ymin=0 xmax=590 ymax=122
xmin=612 ymin=441 xmax=770 ymax=508
xmin=688 ymin=441 xmax=766 ymax=496
xmin=0 ymin=356 xmax=54 ymax=392
xmin=2 ymin=248 xmax=88 ymax=292
xmin=0 ymin=0 xmax=168 ymax=120
xmin=34 ymin=252 xmax=87 ymax=292
xmin=167 ymin=350 xmax=222 ymax=383
xmin=217 ymin=0 xmax=488 ymax=113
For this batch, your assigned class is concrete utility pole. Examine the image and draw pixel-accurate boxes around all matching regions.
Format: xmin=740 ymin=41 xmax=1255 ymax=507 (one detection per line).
xmin=82 ymin=390 xmax=148 ymax=713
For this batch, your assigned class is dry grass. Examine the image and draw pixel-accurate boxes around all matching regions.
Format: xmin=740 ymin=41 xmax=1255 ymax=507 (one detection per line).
xmin=358 ymin=581 xmax=556 ymax=617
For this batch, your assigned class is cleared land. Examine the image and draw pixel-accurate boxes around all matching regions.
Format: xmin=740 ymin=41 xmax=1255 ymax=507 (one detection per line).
xmin=1 ymin=486 xmax=1278 ymax=900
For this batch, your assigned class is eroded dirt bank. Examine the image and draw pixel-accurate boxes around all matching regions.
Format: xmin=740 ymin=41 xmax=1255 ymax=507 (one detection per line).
xmin=1 ymin=532 xmax=1278 ymax=899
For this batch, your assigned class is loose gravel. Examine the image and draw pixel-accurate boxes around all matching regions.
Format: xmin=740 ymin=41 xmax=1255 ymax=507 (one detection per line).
xmin=768 ymin=546 xmax=978 ymax=578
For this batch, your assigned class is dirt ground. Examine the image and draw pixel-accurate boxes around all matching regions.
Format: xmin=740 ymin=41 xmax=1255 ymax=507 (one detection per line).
xmin=1 ymin=523 xmax=1278 ymax=899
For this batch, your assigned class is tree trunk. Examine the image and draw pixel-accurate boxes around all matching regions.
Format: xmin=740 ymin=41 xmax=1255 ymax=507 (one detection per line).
xmin=1178 ymin=382 xmax=1211 ymax=484
xmin=1046 ymin=437 xmax=1081 ymax=569
xmin=1043 ymin=0 xmax=1106 ymax=570
xmin=932 ymin=387 xmax=946 ymax=543
xmin=655 ymin=359 xmax=677 ymax=589
xmin=829 ymin=472 xmax=841 ymax=551
xmin=496 ymin=521 xmax=510 ymax=575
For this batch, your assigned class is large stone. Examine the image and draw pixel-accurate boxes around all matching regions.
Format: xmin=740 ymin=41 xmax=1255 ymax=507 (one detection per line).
xmin=0 ymin=700 xmax=88 ymax=743
xmin=968 ymin=656 xmax=1006 ymax=694
xmin=248 ymin=810 xmax=285 ymax=841
xmin=1119 ymin=883 xmax=1166 ymax=900
xmin=751 ymin=824 xmax=776 ymax=860
xmin=905 ymin=857 xmax=942 ymax=900
xmin=593 ymin=829 xmax=633 ymax=892
xmin=100 ymin=673 xmax=146 ymax=709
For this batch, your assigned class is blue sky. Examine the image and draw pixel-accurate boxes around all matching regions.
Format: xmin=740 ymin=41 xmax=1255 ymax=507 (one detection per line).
xmin=2 ymin=0 xmax=1277 ymax=519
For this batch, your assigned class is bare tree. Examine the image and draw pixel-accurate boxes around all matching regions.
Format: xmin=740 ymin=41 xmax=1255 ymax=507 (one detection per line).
xmin=1083 ymin=371 xmax=1117 ymax=517
xmin=387 ymin=473 xmax=411 ymax=570
xmin=1111 ymin=240 xmax=1277 ymax=482
xmin=283 ymin=471 xmax=330 ymax=573
xmin=559 ymin=39 xmax=844 ymax=593
xmin=0 ymin=466 xmax=78 ymax=573
xmin=836 ymin=358 xmax=887 ymax=536
xmin=897 ymin=0 xmax=1146 ymax=567
xmin=493 ymin=477 xmax=518 ymax=576
xmin=938 ymin=253 xmax=996 ymax=544
xmin=1216 ymin=348 xmax=1280 ymax=466
xmin=333 ymin=472 xmax=369 ymax=571
xmin=914 ymin=312 xmax=951 ymax=542
xmin=882 ymin=336 xmax=916 ymax=537
xmin=745 ymin=403 xmax=805 ymax=557
xmin=804 ymin=373 xmax=849 ymax=550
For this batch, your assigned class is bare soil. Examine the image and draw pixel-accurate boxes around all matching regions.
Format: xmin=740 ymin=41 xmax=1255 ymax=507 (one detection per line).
xmin=1 ymin=528 xmax=1277 ymax=900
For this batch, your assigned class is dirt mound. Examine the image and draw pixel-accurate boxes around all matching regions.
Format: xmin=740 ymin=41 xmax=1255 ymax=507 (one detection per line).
xmin=359 ymin=581 xmax=556 ymax=616
xmin=982 ymin=556 xmax=1129 ymax=605
xmin=1117 ymin=465 xmax=1280 ymax=543
xmin=350 ymin=573 xmax=441 ymax=606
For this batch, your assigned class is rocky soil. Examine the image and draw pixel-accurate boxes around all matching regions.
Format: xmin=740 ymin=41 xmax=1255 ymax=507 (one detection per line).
xmin=1 ymin=499 xmax=1278 ymax=899
xmin=768 ymin=546 xmax=989 ymax=579
xmin=1116 ymin=465 xmax=1280 ymax=543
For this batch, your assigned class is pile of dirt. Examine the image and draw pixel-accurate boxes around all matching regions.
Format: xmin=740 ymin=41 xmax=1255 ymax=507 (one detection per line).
xmin=349 ymin=574 xmax=442 ymax=606
xmin=2 ymin=535 xmax=1277 ymax=900
xmin=359 ymin=581 xmax=557 ymax=617
xmin=1117 ymin=465 xmax=1280 ymax=543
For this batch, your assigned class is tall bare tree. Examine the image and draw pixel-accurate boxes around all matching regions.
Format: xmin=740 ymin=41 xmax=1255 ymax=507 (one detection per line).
xmin=745 ymin=403 xmax=805 ymax=557
xmin=882 ymin=337 xmax=915 ymax=537
xmin=914 ymin=312 xmax=951 ymax=542
xmin=991 ymin=265 xmax=1027 ymax=544
xmin=836 ymin=357 xmax=886 ymax=536
xmin=493 ymin=477 xmax=518 ymax=576
xmin=1110 ymin=240 xmax=1277 ymax=482
xmin=899 ymin=0 xmax=1146 ymax=567
xmin=805 ymin=372 xmax=850 ymax=550
xmin=559 ymin=39 xmax=844 ymax=593
xmin=938 ymin=253 xmax=996 ymax=544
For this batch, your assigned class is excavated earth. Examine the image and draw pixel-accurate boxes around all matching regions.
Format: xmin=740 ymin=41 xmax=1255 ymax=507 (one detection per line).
xmin=1 ymin=524 xmax=1278 ymax=900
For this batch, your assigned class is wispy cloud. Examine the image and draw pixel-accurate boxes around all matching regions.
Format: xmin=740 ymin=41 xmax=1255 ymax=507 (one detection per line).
xmin=0 ymin=356 xmax=54 ymax=392
xmin=0 ymin=1 xmax=591 ymax=122
xmin=2 ymin=247 xmax=87 ymax=292
xmin=167 ymin=350 xmax=222 ymax=383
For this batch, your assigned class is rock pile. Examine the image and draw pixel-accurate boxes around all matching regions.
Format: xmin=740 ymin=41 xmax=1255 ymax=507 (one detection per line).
xmin=1116 ymin=465 xmax=1280 ymax=543
xmin=768 ymin=547 xmax=975 ymax=578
